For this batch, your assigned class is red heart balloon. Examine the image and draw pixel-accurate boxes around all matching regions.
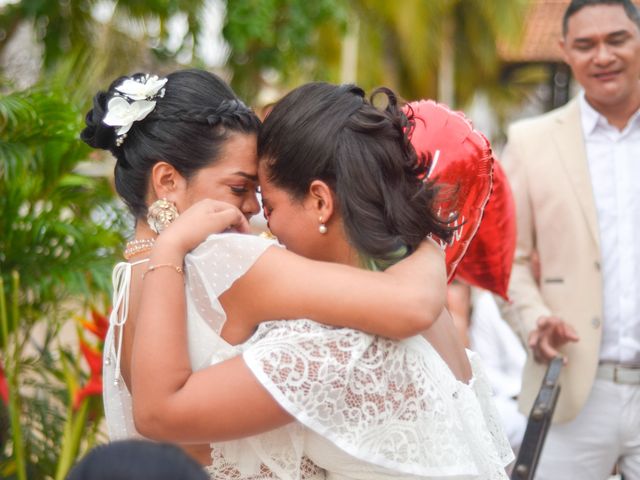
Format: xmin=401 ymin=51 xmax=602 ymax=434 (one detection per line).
xmin=406 ymin=100 xmax=515 ymax=300
xmin=406 ymin=100 xmax=493 ymax=278
xmin=455 ymin=160 xmax=516 ymax=300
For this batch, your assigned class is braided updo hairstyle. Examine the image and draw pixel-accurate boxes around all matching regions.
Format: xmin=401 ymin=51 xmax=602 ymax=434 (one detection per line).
xmin=258 ymin=82 xmax=455 ymax=270
xmin=81 ymin=69 xmax=260 ymax=220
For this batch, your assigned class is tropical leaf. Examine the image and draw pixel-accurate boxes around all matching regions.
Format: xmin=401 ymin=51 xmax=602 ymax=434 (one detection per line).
xmin=0 ymin=84 xmax=121 ymax=314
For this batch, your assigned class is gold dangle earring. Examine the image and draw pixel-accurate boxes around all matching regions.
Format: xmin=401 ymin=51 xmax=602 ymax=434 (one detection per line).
xmin=147 ymin=198 xmax=179 ymax=233
xmin=318 ymin=217 xmax=328 ymax=235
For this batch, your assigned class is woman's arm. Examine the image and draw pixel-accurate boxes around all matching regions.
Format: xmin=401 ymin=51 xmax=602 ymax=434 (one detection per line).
xmin=155 ymin=199 xmax=447 ymax=340
xmin=131 ymin=201 xmax=293 ymax=442
xmin=229 ymin=238 xmax=446 ymax=340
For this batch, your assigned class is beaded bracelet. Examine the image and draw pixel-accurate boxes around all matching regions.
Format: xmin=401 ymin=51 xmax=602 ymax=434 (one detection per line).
xmin=143 ymin=263 xmax=184 ymax=278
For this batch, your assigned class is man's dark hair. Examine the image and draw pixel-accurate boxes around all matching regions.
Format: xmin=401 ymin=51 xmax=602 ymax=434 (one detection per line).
xmin=67 ymin=440 xmax=209 ymax=480
xmin=563 ymin=0 xmax=640 ymax=35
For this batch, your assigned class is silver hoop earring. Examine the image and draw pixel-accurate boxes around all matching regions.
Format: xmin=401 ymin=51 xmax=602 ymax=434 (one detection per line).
xmin=147 ymin=198 xmax=179 ymax=233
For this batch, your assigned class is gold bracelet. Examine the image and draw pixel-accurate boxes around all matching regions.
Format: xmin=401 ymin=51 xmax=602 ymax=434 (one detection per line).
xmin=143 ymin=263 xmax=184 ymax=278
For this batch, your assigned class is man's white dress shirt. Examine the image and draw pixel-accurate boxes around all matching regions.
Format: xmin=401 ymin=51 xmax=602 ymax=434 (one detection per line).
xmin=580 ymin=92 xmax=640 ymax=365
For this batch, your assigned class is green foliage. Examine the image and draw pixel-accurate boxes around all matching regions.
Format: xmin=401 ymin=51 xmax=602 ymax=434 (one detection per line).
xmin=1 ymin=0 xmax=537 ymax=115
xmin=224 ymin=0 xmax=349 ymax=100
xmin=0 ymin=0 xmax=206 ymax=71
xmin=452 ymin=0 xmax=531 ymax=106
xmin=221 ymin=0 xmax=535 ymax=119
xmin=352 ymin=0 xmax=531 ymax=106
xmin=0 ymin=81 xmax=123 ymax=479
xmin=0 ymin=86 xmax=123 ymax=332
xmin=0 ymin=273 xmax=107 ymax=480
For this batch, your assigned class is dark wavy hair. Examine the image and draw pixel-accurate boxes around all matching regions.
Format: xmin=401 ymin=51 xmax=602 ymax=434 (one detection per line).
xmin=81 ymin=69 xmax=260 ymax=220
xmin=258 ymin=82 xmax=455 ymax=270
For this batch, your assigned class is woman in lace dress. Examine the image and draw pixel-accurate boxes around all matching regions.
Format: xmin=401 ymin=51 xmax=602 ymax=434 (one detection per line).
xmin=82 ymin=70 xmax=450 ymax=469
xmin=132 ymin=83 xmax=514 ymax=479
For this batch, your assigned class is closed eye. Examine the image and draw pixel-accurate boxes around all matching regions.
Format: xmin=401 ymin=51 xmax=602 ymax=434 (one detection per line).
xmin=573 ymin=40 xmax=594 ymax=51
xmin=607 ymin=31 xmax=631 ymax=44
xmin=231 ymin=185 xmax=249 ymax=194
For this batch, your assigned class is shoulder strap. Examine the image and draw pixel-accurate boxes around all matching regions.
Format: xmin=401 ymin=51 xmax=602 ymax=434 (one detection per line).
xmin=108 ymin=259 xmax=149 ymax=386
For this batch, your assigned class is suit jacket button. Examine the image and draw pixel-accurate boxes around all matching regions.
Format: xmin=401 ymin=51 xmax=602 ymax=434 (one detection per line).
xmin=594 ymin=261 xmax=600 ymax=271
xmin=592 ymin=317 xmax=601 ymax=328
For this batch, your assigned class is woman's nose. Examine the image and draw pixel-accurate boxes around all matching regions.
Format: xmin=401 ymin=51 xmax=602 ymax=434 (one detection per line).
xmin=243 ymin=191 xmax=261 ymax=217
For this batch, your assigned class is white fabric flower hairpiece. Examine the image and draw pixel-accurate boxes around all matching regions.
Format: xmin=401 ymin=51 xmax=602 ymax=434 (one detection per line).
xmin=103 ymin=74 xmax=168 ymax=146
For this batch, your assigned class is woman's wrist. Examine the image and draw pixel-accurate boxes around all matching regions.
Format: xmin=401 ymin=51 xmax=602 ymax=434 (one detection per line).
xmin=151 ymin=235 xmax=188 ymax=264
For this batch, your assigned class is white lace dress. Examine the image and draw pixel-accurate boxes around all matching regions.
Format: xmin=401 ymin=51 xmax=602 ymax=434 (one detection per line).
xmin=103 ymin=233 xmax=514 ymax=480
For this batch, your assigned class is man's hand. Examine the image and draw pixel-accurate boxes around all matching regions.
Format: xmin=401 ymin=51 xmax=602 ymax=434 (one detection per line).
xmin=528 ymin=316 xmax=579 ymax=364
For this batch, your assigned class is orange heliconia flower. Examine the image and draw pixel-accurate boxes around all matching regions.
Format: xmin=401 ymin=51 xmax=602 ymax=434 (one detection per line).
xmin=73 ymin=308 xmax=109 ymax=410
xmin=80 ymin=308 xmax=109 ymax=340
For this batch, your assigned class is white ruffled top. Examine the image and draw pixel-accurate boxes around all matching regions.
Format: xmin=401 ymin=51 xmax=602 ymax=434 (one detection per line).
xmin=103 ymin=233 xmax=514 ymax=479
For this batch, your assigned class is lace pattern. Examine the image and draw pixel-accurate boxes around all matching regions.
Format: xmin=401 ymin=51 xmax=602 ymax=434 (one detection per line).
xmin=242 ymin=321 xmax=514 ymax=479
xmin=206 ymin=426 xmax=325 ymax=480
xmin=188 ymin=234 xmax=513 ymax=479
xmin=105 ymin=233 xmax=513 ymax=479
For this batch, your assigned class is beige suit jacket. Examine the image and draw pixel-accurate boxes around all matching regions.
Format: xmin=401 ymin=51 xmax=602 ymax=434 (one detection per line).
xmin=501 ymin=97 xmax=603 ymax=424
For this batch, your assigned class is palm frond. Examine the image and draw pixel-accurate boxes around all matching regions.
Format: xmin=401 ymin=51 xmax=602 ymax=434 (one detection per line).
xmin=0 ymin=83 xmax=124 ymax=334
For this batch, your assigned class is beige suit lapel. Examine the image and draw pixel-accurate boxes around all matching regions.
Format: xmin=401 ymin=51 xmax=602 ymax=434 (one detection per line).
xmin=551 ymin=99 xmax=601 ymax=248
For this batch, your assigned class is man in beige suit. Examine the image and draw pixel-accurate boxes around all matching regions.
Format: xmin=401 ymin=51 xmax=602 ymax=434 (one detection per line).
xmin=501 ymin=0 xmax=640 ymax=478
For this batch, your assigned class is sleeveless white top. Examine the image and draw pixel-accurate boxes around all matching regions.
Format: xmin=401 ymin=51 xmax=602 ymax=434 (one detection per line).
xmin=103 ymin=233 xmax=513 ymax=479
